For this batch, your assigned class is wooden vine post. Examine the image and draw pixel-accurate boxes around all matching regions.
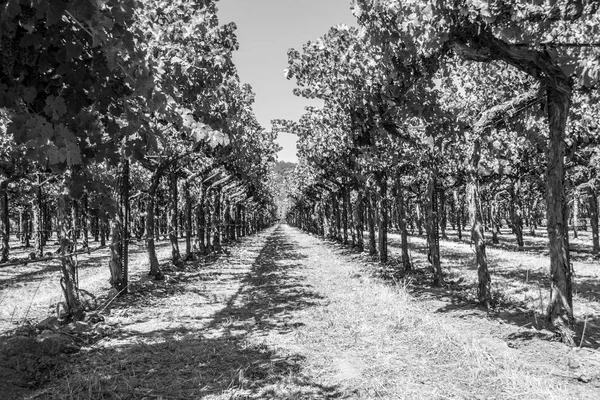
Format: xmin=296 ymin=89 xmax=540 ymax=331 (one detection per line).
xmin=589 ymin=187 xmax=600 ymax=255
xmin=367 ymin=187 xmax=377 ymax=256
xmin=395 ymin=179 xmax=411 ymax=272
xmin=184 ymin=180 xmax=193 ymax=259
xmin=426 ymin=158 xmax=443 ymax=287
xmin=212 ymin=190 xmax=221 ymax=252
xmin=146 ymin=162 xmax=166 ymax=278
xmin=0 ymin=180 xmax=9 ymax=262
xmin=354 ymin=189 xmax=364 ymax=251
xmin=197 ymin=188 xmax=206 ymax=254
xmin=376 ymin=172 xmax=388 ymax=263
xmin=122 ymin=158 xmax=130 ymax=293
xmin=108 ymin=158 xmax=130 ymax=294
xmin=32 ymin=174 xmax=44 ymax=258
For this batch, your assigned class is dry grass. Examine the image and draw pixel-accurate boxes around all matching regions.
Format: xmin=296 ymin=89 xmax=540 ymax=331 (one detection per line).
xmin=25 ymin=228 xmax=340 ymax=399
xmin=287 ymin=229 xmax=590 ymax=399
xmin=32 ymin=336 xmax=318 ymax=399
xmin=4 ymin=225 xmax=600 ymax=399
xmin=386 ymin=228 xmax=600 ymax=347
xmin=0 ymin=238 xmax=168 ymax=332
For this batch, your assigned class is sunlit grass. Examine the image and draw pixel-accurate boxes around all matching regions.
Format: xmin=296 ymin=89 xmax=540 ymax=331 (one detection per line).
xmin=291 ymin=231 xmax=576 ymax=399
xmin=6 ymin=225 xmax=599 ymax=399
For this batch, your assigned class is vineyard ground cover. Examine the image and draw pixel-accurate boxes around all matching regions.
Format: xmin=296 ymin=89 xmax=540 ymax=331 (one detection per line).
xmin=417 ymin=227 xmax=600 ymax=262
xmin=14 ymin=226 xmax=341 ymax=399
xmin=385 ymin=228 xmax=600 ymax=345
xmin=0 ymin=237 xmax=169 ymax=332
xmin=1 ymin=224 xmax=600 ymax=398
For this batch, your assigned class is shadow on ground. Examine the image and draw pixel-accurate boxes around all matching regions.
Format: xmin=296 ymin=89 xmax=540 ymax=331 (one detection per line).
xmin=376 ymin=235 xmax=600 ymax=349
xmin=0 ymin=242 xmax=154 ymax=289
xmin=30 ymin=226 xmax=341 ymax=399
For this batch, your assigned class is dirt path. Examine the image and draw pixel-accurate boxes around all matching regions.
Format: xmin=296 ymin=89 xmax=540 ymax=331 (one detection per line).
xmin=5 ymin=225 xmax=600 ymax=399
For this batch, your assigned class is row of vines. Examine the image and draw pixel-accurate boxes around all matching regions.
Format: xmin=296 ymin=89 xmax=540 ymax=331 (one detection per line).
xmin=278 ymin=0 xmax=600 ymax=345
xmin=0 ymin=1 xmax=278 ymax=321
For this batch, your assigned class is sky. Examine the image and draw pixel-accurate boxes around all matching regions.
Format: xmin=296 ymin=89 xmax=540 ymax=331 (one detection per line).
xmin=217 ymin=0 xmax=358 ymax=163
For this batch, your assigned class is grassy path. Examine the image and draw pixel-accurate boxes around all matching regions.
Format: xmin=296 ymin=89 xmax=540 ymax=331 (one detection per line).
xmin=15 ymin=225 xmax=600 ymax=398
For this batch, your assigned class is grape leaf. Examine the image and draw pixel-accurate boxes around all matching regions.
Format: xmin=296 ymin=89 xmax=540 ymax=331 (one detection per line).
xmin=22 ymin=87 xmax=37 ymax=104
xmin=44 ymin=95 xmax=67 ymax=120
xmin=46 ymin=0 xmax=67 ymax=26
xmin=3 ymin=0 xmax=21 ymax=18
xmin=66 ymin=141 xmax=82 ymax=166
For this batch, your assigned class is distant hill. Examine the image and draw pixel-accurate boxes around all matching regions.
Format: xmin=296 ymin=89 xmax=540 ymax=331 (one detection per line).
xmin=272 ymin=160 xmax=296 ymax=189
xmin=272 ymin=161 xmax=296 ymax=219
xmin=273 ymin=161 xmax=296 ymax=176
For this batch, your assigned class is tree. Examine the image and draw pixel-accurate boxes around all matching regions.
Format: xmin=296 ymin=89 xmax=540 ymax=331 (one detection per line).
xmin=0 ymin=0 xmax=277 ymax=320
xmin=353 ymin=0 xmax=600 ymax=344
